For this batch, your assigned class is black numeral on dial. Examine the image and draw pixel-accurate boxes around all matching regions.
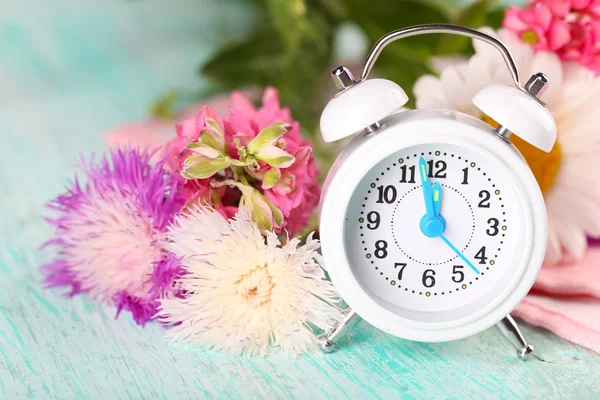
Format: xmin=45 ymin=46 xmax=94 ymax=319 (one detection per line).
xmin=367 ymin=211 xmax=380 ymax=230
xmin=461 ymin=167 xmax=469 ymax=184
xmin=486 ymin=218 xmax=499 ymax=236
xmin=395 ymin=263 xmax=408 ymax=280
xmin=452 ymin=265 xmax=464 ymax=283
xmin=427 ymin=160 xmax=447 ymax=178
xmin=374 ymin=240 xmax=388 ymax=259
xmin=399 ymin=165 xmax=416 ymax=183
xmin=474 ymin=246 xmax=488 ymax=264
xmin=422 ymin=269 xmax=436 ymax=288
xmin=376 ymin=185 xmax=397 ymax=204
xmin=478 ymin=190 xmax=491 ymax=208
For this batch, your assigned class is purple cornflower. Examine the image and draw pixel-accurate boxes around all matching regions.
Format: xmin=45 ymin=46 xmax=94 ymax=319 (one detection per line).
xmin=43 ymin=147 xmax=184 ymax=325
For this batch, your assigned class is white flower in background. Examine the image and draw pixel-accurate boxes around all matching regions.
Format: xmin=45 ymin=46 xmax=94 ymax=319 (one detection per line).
xmin=414 ymin=27 xmax=600 ymax=264
xmin=157 ymin=206 xmax=342 ymax=356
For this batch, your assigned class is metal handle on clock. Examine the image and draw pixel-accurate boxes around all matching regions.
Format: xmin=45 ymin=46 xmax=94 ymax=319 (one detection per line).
xmin=361 ymin=24 xmax=521 ymax=88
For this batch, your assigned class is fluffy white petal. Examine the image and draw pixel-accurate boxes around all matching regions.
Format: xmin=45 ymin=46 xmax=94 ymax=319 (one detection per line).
xmin=440 ymin=64 xmax=475 ymax=114
xmin=472 ymin=27 xmax=499 ymax=60
xmin=157 ymin=206 xmax=343 ymax=356
xmin=429 ymin=55 xmax=468 ymax=75
xmin=499 ymin=29 xmax=535 ymax=70
xmin=563 ymin=61 xmax=596 ymax=84
xmin=414 ymin=75 xmax=450 ymax=109
xmin=545 ymin=218 xmax=562 ymax=265
xmin=556 ymin=215 xmax=588 ymax=261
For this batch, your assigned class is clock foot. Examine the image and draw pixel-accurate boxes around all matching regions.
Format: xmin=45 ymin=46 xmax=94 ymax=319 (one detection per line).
xmin=318 ymin=307 xmax=360 ymax=353
xmin=497 ymin=314 xmax=535 ymax=360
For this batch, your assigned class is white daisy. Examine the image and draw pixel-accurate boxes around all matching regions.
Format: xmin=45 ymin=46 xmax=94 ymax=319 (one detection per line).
xmin=156 ymin=206 xmax=342 ymax=355
xmin=414 ymin=28 xmax=600 ymax=264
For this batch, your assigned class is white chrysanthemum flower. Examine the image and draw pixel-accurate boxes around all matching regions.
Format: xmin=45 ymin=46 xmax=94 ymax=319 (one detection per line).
xmin=414 ymin=27 xmax=600 ymax=264
xmin=157 ymin=206 xmax=343 ymax=355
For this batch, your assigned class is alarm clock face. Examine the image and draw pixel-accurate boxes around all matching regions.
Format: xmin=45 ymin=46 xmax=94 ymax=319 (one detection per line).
xmin=320 ymin=113 xmax=547 ymax=341
xmin=344 ymin=143 xmax=526 ymax=322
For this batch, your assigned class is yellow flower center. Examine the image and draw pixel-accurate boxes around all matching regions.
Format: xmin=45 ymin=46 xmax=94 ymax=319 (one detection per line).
xmin=482 ymin=116 xmax=561 ymax=193
xmin=521 ymin=29 xmax=539 ymax=44
xmin=238 ymin=265 xmax=274 ymax=307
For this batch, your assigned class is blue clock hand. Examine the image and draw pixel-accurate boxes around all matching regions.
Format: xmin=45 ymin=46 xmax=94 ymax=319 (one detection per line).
xmin=418 ymin=157 xmax=435 ymax=219
xmin=440 ymin=234 xmax=480 ymax=274
xmin=432 ymin=182 xmax=442 ymax=217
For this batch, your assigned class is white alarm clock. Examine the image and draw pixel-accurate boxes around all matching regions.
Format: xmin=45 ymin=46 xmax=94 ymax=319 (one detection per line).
xmin=317 ymin=24 xmax=556 ymax=357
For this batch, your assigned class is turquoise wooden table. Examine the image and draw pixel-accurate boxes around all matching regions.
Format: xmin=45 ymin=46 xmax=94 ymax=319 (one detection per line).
xmin=1 ymin=1 xmax=599 ymax=398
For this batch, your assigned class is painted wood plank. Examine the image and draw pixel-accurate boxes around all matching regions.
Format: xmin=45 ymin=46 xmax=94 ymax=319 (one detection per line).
xmin=0 ymin=1 xmax=599 ymax=399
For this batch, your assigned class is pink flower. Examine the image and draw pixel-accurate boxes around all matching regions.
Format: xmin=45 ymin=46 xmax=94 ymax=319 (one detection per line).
xmin=537 ymin=0 xmax=598 ymax=15
xmin=226 ymin=88 xmax=303 ymax=158
xmin=225 ymin=88 xmax=320 ymax=235
xmin=539 ymin=0 xmax=573 ymax=17
xmin=165 ymin=106 xmax=226 ymax=170
xmin=588 ymin=0 xmax=600 ymax=16
xmin=559 ymin=15 xmax=600 ymax=72
xmin=265 ymin=147 xmax=321 ymax=236
xmin=504 ymin=3 xmax=571 ymax=50
xmin=106 ymin=88 xmax=320 ymax=236
xmin=504 ymin=0 xmax=600 ymax=73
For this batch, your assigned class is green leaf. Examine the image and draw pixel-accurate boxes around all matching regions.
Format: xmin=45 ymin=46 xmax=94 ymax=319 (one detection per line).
xmin=184 ymin=142 xmax=223 ymax=159
xmin=265 ymin=0 xmax=308 ymax=49
xmin=247 ymin=122 xmax=290 ymax=154
xmin=262 ymin=168 xmax=281 ymax=189
xmin=486 ymin=7 xmax=506 ymax=30
xmin=205 ymin=117 xmax=225 ymax=140
xmin=347 ymin=0 xmax=450 ymax=65
xmin=181 ymin=155 xmax=232 ymax=180
xmin=438 ymin=0 xmax=493 ymax=55
xmin=202 ymin=30 xmax=286 ymax=89
xmin=255 ymin=146 xmax=295 ymax=168
xmin=263 ymin=193 xmax=284 ymax=227
xmin=318 ymin=0 xmax=348 ymax=20
xmin=214 ymin=179 xmax=283 ymax=231
xmin=201 ymin=6 xmax=335 ymax=133
xmin=150 ymin=90 xmax=181 ymax=119
xmin=200 ymin=131 xmax=222 ymax=153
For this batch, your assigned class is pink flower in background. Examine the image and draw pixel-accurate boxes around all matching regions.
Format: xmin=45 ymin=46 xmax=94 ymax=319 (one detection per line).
xmin=162 ymin=87 xmax=320 ymax=236
xmin=164 ymin=106 xmax=226 ymax=170
xmin=43 ymin=148 xmax=184 ymax=325
xmin=224 ymin=88 xmax=320 ymax=235
xmin=504 ymin=2 xmax=570 ymax=50
xmin=559 ymin=15 xmax=600 ymax=71
xmin=538 ymin=0 xmax=573 ymax=17
xmin=505 ymin=0 xmax=600 ymax=72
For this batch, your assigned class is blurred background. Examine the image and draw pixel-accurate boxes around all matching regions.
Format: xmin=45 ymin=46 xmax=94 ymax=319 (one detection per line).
xmin=0 ymin=0 xmax=521 ymax=236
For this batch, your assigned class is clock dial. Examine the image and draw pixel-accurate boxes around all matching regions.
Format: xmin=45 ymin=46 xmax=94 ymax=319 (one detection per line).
xmin=344 ymin=143 xmax=524 ymax=314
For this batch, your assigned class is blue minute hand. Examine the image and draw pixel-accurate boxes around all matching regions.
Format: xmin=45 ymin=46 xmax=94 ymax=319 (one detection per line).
xmin=440 ymin=234 xmax=481 ymax=274
xmin=432 ymin=182 xmax=442 ymax=217
xmin=418 ymin=157 xmax=436 ymax=219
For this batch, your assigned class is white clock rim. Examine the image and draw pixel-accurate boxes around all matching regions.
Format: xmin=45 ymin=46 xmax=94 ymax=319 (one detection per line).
xmin=319 ymin=111 xmax=546 ymax=342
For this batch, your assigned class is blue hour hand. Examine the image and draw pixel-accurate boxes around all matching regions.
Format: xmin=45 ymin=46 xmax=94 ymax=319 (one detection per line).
xmin=431 ymin=181 xmax=446 ymax=229
xmin=418 ymin=157 xmax=444 ymax=237
xmin=432 ymin=182 xmax=442 ymax=217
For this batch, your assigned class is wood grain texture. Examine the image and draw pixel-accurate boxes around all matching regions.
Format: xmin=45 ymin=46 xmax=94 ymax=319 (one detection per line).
xmin=1 ymin=1 xmax=599 ymax=399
